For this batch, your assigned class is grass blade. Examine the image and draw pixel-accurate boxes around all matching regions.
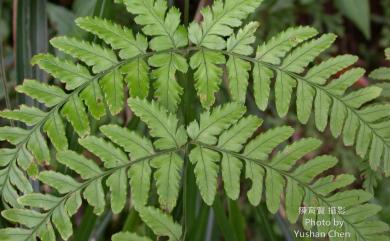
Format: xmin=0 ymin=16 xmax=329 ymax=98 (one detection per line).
xmin=212 ymin=197 xmax=238 ymax=241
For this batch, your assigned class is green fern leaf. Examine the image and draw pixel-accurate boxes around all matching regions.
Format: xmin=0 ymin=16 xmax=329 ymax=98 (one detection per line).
xmin=61 ymin=95 xmax=90 ymax=137
xmin=128 ymin=162 xmax=152 ymax=209
xmin=275 ymin=70 xmax=297 ymax=117
xmin=38 ymin=171 xmax=80 ymax=194
xmin=121 ymin=59 xmax=150 ymax=98
xmin=79 ymin=136 xmax=128 ymax=168
xmin=149 ymin=53 xmax=188 ymax=111
xmin=244 ymin=126 xmax=293 ymax=159
xmin=218 ymin=116 xmax=262 ymax=151
xmin=79 ymin=81 xmax=106 ymax=120
xmin=106 ymin=169 xmax=128 ymax=214
xmin=65 ymin=191 xmax=82 ymax=216
xmin=188 ymin=0 xmax=262 ymax=48
xmin=18 ymin=193 xmax=61 ymax=210
xmin=1 ymin=209 xmax=45 ymax=228
xmin=305 ymin=55 xmax=358 ymax=84
xmin=138 ymin=206 xmax=182 ymax=241
xmin=0 ymin=228 xmax=31 ymax=241
xmin=190 ymin=49 xmax=225 ymax=108
xmin=227 ymin=57 xmax=251 ymax=103
xmin=100 ymin=69 xmax=125 ymax=115
xmin=0 ymin=149 xmax=16 ymax=167
xmin=99 ymin=124 xmax=154 ymax=159
xmin=280 ymin=33 xmax=336 ymax=73
xmin=8 ymin=162 xmax=33 ymax=194
xmin=43 ymin=111 xmax=68 ymax=151
xmin=370 ymin=67 xmax=390 ymax=80
xmin=0 ymin=105 xmax=46 ymax=126
xmin=17 ymin=146 xmax=33 ymax=170
xmin=51 ymin=203 xmax=73 ymax=240
xmin=151 ymin=152 xmax=183 ymax=211
xmin=27 ymin=130 xmax=50 ymax=163
xmin=256 ymin=26 xmax=318 ymax=64
xmin=32 ymin=53 xmax=91 ymax=90
xmin=38 ymin=222 xmax=56 ymax=241
xmin=189 ymin=146 xmax=220 ymax=205
xmin=76 ymin=16 xmax=148 ymax=58
xmin=16 ymin=79 xmax=67 ymax=107
xmin=50 ymin=36 xmax=118 ymax=73
xmin=84 ymin=178 xmax=106 ymax=215
xmin=112 ymin=232 xmax=152 ymax=241
xmin=226 ymin=22 xmax=258 ymax=102
xmin=57 ymin=150 xmax=101 ymax=179
xmin=269 ymin=138 xmax=322 ymax=171
xmin=264 ymin=167 xmax=284 ymax=213
xmin=0 ymin=127 xmax=29 ymax=145
xmin=252 ymin=63 xmax=274 ymax=110
xmin=325 ymin=68 xmax=365 ymax=95
xmin=342 ymin=86 xmax=382 ymax=108
xmin=292 ymin=155 xmax=338 ymax=183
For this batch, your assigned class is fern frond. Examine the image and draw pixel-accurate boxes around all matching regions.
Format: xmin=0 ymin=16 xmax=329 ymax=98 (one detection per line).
xmin=0 ymin=140 xmax=181 ymax=241
xmin=187 ymin=104 xmax=389 ymax=240
xmin=0 ymin=3 xmax=389 ymax=240
xmin=0 ymin=55 xmax=121 ymax=205
xmin=219 ymin=29 xmax=390 ymax=174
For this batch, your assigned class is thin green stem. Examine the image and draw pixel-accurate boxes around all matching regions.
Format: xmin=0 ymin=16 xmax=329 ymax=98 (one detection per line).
xmin=184 ymin=0 xmax=189 ymax=26
xmin=0 ymin=42 xmax=13 ymax=126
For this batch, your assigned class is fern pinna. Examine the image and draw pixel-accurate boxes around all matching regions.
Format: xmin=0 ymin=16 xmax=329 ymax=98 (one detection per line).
xmin=0 ymin=0 xmax=389 ymax=240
